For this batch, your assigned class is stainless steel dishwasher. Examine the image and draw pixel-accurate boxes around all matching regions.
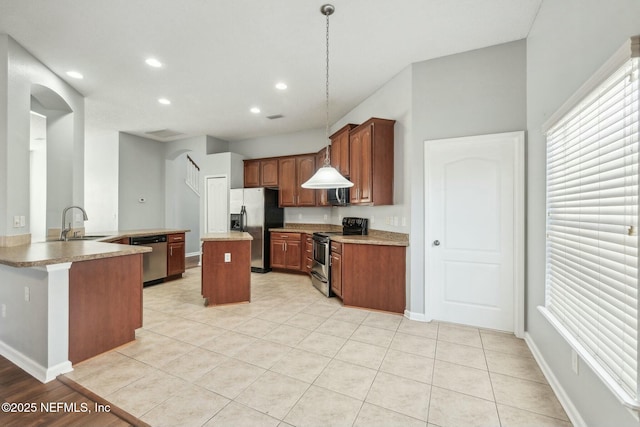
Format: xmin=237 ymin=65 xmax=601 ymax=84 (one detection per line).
xmin=131 ymin=235 xmax=168 ymax=284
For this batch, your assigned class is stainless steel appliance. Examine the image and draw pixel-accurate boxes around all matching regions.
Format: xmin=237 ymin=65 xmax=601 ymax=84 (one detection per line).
xmin=311 ymin=217 xmax=369 ymax=296
xmin=230 ymin=187 xmax=284 ymax=273
xmin=131 ymin=234 xmax=168 ymax=284
xmin=327 ymin=187 xmax=350 ymax=206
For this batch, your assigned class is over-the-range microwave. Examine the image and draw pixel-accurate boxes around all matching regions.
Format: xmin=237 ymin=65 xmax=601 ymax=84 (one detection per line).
xmin=327 ymin=187 xmax=349 ymax=206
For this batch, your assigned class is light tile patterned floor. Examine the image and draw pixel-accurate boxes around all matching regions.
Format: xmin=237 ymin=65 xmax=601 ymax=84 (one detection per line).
xmin=65 ymin=268 xmax=572 ymax=427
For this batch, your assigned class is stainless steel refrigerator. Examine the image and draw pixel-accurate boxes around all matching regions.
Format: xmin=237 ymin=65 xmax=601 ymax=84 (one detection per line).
xmin=230 ymin=188 xmax=284 ymax=273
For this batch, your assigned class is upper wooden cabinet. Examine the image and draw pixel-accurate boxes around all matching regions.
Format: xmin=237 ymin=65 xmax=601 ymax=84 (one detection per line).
xmin=349 ymin=118 xmax=395 ymax=206
xmin=316 ymin=147 xmax=329 ymax=207
xmin=243 ymin=158 xmax=279 ymax=188
xmin=278 ymin=155 xmax=316 ymax=207
xmin=329 ymin=123 xmax=357 ymax=177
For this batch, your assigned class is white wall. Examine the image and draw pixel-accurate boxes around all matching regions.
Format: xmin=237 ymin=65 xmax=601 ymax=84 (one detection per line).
xmin=526 ymin=1 xmax=640 ymax=426
xmin=230 ymin=128 xmax=326 ymax=158
xmin=118 ymin=133 xmax=165 ymax=229
xmin=84 ymin=129 xmax=119 ymax=232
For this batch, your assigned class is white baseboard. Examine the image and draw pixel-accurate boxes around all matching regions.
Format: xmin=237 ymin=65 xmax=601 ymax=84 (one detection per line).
xmin=0 ymin=341 xmax=72 ymax=383
xmin=404 ymin=310 xmax=429 ymax=322
xmin=524 ymin=332 xmax=587 ymax=427
xmin=186 ymin=251 xmax=201 ymax=258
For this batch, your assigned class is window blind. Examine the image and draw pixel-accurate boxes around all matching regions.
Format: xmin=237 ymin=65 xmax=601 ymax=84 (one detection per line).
xmin=545 ymin=53 xmax=639 ymax=406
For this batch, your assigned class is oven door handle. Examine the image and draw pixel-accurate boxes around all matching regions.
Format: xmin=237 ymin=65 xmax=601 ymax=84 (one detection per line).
xmin=310 ymin=270 xmax=328 ymax=283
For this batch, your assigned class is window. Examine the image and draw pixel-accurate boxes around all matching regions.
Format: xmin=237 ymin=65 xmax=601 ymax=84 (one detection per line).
xmin=541 ymin=36 xmax=639 ymax=409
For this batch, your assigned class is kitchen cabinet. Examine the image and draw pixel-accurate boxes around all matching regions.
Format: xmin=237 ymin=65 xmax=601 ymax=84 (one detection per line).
xmin=330 ymin=241 xmax=343 ymax=298
xmin=244 ymin=158 xmax=279 ymax=188
xmin=110 ymin=237 xmax=130 ymax=245
xmin=270 ymin=232 xmax=302 ymax=270
xmin=201 ymin=238 xmax=251 ymax=305
xmin=349 ymin=118 xmax=395 ymax=206
xmin=278 ymin=155 xmax=316 ymax=207
xmin=304 ymin=233 xmax=314 ymax=273
xmin=341 ymin=243 xmax=406 ymax=313
xmin=315 ymin=148 xmax=329 ymax=206
xmin=167 ymin=233 xmax=186 ymax=277
xmin=330 ymin=123 xmax=357 ymax=177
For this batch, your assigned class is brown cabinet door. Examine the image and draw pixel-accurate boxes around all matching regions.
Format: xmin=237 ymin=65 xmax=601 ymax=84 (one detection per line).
xmin=330 ymin=251 xmax=342 ymax=297
xmin=358 ymin=125 xmax=373 ymax=204
xmin=278 ymin=157 xmax=297 ymax=207
xmin=167 ymin=242 xmax=185 ymax=276
xmin=284 ymin=239 xmax=302 ymax=270
xmin=296 ymin=155 xmax=316 ymax=206
xmin=261 ymin=159 xmax=279 ymax=187
xmin=330 ymin=124 xmax=356 ymax=176
xmin=244 ymin=160 xmax=261 ymax=188
xmin=270 ymin=239 xmax=286 ymax=268
xmin=316 ymin=148 xmax=329 ymax=206
xmin=350 ymin=130 xmax=362 ymax=203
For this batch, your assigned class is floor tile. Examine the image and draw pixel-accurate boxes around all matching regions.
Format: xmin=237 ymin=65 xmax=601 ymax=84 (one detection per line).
xmin=354 ymin=402 xmax=427 ymax=427
xmin=159 ymin=347 xmax=228 ymax=382
xmin=314 ymin=359 xmax=377 ymax=400
xmin=380 ymin=349 xmax=434 ymax=384
xmin=437 ymin=323 xmax=482 ymax=348
xmin=296 ymin=331 xmax=346 ymax=357
xmin=366 ymin=371 xmax=430 ymax=421
xmin=200 ymin=331 xmax=258 ymax=357
xmin=284 ymin=385 xmax=362 ymax=427
xmin=397 ymin=319 xmax=439 ymax=339
xmin=491 ymin=372 xmax=569 ymax=421
xmin=481 ymin=332 xmax=533 ymax=357
xmin=234 ymin=339 xmax=291 ymax=369
xmin=234 ymin=317 xmax=279 ymax=338
xmin=432 ymin=359 xmax=493 ymax=400
xmin=485 ymin=349 xmax=547 ymax=383
xmin=236 ymin=371 xmax=310 ymax=419
xmin=203 ymin=401 xmax=280 ymax=427
xmin=318 ymin=318 xmax=360 ymax=338
xmin=330 ymin=307 xmax=370 ymax=324
xmin=497 ymin=404 xmax=573 ymax=427
xmin=270 ymin=348 xmax=332 ymax=383
xmin=428 ymin=386 xmax=499 ymax=427
xmin=335 ymin=340 xmax=388 ymax=369
xmin=390 ymin=332 xmax=437 ymax=358
xmin=351 ymin=325 xmax=396 ymax=347
xmin=304 ymin=302 xmax=340 ymax=318
xmin=263 ymin=324 xmax=311 ymax=346
xmin=73 ymin=356 xmax=156 ymax=396
xmin=285 ymin=312 xmax=327 ymax=330
xmin=362 ymin=311 xmax=403 ymax=331
xmin=196 ymin=359 xmax=265 ymax=399
xmin=435 ymin=340 xmax=487 ymax=370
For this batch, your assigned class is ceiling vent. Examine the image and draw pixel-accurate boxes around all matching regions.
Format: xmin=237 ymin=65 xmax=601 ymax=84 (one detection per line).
xmin=266 ymin=114 xmax=284 ymax=120
xmin=145 ymin=129 xmax=185 ymax=139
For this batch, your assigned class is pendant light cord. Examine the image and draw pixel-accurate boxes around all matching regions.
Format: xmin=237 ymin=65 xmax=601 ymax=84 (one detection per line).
xmin=323 ymin=7 xmax=331 ymax=166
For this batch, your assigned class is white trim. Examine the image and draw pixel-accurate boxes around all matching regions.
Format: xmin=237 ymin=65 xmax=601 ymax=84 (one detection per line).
xmin=0 ymin=341 xmax=72 ymax=383
xmin=404 ymin=310 xmax=430 ymax=322
xmin=542 ymin=36 xmax=639 ymax=133
xmin=186 ymin=251 xmax=201 ymax=258
xmin=423 ymin=131 xmax=525 ymax=335
xmin=538 ymin=306 xmax=640 ymax=411
xmin=524 ymin=332 xmax=587 ymax=427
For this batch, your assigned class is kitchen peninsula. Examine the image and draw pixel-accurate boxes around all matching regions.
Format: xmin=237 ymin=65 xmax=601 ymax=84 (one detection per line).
xmin=0 ymin=229 xmax=185 ymax=384
xmin=201 ymin=232 xmax=252 ymax=306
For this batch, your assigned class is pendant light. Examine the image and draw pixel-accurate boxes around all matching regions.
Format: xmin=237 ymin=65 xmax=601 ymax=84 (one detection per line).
xmin=301 ymin=4 xmax=354 ymax=189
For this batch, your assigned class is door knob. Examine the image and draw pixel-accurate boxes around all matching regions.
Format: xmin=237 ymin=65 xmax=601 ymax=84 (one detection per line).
xmin=433 ymin=240 xmax=440 ymax=246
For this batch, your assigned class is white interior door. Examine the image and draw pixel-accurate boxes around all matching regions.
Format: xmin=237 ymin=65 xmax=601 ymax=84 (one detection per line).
xmin=425 ymin=132 xmax=524 ymax=333
xmin=205 ymin=175 xmax=228 ymax=233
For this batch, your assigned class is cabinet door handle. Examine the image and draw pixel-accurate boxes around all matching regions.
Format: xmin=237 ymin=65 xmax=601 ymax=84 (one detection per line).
xmin=170 ymin=246 xmax=173 ymax=256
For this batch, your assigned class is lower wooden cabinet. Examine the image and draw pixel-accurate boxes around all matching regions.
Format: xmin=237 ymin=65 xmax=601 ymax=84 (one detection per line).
xmin=201 ymin=240 xmax=251 ymax=305
xmin=304 ymin=233 xmax=313 ymax=273
xmin=167 ymin=233 xmax=186 ymax=277
xmin=271 ymin=232 xmax=302 ymax=271
xmin=330 ymin=241 xmax=343 ymax=297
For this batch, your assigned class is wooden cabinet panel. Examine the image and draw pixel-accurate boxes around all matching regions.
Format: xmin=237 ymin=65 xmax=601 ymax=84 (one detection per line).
xmin=271 ymin=232 xmax=303 ymax=271
xmin=341 ymin=243 xmax=406 ymax=313
xmin=330 ymin=123 xmax=357 ymax=176
xmin=244 ymin=160 xmax=261 ymax=188
xmin=316 ymin=148 xmax=329 ymax=206
xmin=110 ymin=237 xmax=129 ymax=245
xmin=330 ymin=241 xmax=343 ymax=298
xmin=278 ymin=155 xmax=316 ymax=207
xmin=202 ymin=240 xmax=251 ymax=305
xmin=278 ymin=157 xmax=297 ymax=207
xmin=297 ymin=155 xmax=316 ymax=206
xmin=261 ymin=158 xmax=279 ymax=187
xmin=304 ymin=234 xmax=313 ymax=273
xmin=167 ymin=233 xmax=186 ymax=277
xmin=349 ymin=118 xmax=395 ymax=206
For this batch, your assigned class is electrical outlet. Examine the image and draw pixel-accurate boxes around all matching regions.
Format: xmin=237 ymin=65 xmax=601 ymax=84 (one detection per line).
xmin=13 ymin=216 xmax=20 ymax=227
xmin=385 ymin=217 xmax=391 ymax=225
xmin=393 ymin=216 xmax=399 ymax=226
xmin=1 ymin=304 xmax=6 ymax=318
xmin=571 ymin=349 xmax=579 ymax=374
xmin=224 ymin=253 xmax=231 ymax=263
xmin=20 ymin=216 xmax=25 ymax=227
xmin=298 ymin=213 xmax=303 ymax=220
xmin=401 ymin=217 xmax=407 ymax=227
xmin=24 ymin=286 xmax=30 ymax=302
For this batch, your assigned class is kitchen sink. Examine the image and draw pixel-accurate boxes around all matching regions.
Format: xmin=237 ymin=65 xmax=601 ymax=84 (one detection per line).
xmin=68 ymin=235 xmax=109 ymax=241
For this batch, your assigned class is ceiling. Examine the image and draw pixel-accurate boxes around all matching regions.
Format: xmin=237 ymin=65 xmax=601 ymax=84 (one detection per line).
xmin=0 ymin=0 xmax=542 ymax=142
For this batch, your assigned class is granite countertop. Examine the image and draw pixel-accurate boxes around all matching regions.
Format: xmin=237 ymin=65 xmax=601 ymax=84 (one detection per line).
xmin=201 ymin=232 xmax=253 ymax=241
xmin=269 ymin=224 xmax=409 ymax=247
xmin=0 ymin=240 xmax=151 ymax=268
xmin=90 ymin=228 xmax=191 ymax=242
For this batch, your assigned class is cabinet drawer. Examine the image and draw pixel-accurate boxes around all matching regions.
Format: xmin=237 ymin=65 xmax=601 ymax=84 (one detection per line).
xmin=271 ymin=232 xmax=301 ymax=240
xmin=168 ymin=233 xmax=185 ymax=243
xmin=330 ymin=241 xmax=342 ymax=254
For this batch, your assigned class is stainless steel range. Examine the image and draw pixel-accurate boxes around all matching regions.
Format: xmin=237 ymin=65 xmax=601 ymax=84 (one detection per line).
xmin=311 ymin=217 xmax=368 ymax=297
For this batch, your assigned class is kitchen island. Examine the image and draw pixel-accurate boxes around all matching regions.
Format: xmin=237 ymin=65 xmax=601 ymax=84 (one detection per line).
xmin=0 ymin=240 xmax=150 ymax=382
xmin=201 ymin=232 xmax=252 ymax=306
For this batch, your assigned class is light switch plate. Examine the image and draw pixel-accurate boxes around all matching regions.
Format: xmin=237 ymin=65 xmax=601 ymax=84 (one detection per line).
xmin=224 ymin=253 xmax=231 ymax=263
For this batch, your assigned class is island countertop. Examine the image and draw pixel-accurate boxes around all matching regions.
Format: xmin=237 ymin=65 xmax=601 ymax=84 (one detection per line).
xmin=201 ymin=232 xmax=253 ymax=241
xmin=0 ymin=240 xmax=151 ymax=268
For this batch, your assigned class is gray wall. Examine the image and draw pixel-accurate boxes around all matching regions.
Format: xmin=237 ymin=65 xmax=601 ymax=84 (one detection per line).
xmin=408 ymin=40 xmax=527 ymax=316
xmin=230 ymin=128 xmax=326 ymax=158
xmin=526 ymin=1 xmax=640 ymax=425
xmin=118 ymin=133 xmax=165 ymax=229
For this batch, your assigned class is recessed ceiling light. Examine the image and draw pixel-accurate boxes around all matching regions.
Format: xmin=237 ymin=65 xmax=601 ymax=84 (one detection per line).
xmin=158 ymin=98 xmax=171 ymax=105
xmin=66 ymin=71 xmax=83 ymax=79
xmin=145 ymin=58 xmax=162 ymax=68
xmin=250 ymin=107 xmax=261 ymax=114
xmin=275 ymin=82 xmax=287 ymax=90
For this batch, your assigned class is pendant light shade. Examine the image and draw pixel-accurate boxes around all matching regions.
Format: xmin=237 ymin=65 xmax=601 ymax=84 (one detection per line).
xmin=301 ymin=4 xmax=354 ymax=190
xmin=301 ymin=164 xmax=354 ymax=188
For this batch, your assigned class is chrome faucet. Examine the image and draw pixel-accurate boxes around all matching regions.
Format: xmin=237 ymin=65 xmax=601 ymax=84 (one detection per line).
xmin=60 ymin=206 xmax=88 ymax=241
